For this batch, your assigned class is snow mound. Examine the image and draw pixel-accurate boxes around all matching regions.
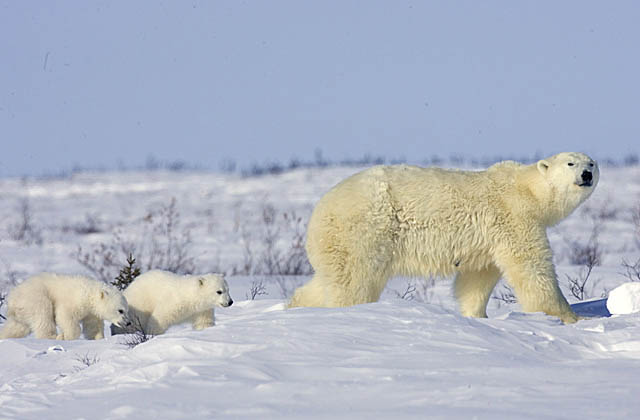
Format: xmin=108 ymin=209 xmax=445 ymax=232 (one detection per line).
xmin=606 ymin=282 xmax=640 ymax=315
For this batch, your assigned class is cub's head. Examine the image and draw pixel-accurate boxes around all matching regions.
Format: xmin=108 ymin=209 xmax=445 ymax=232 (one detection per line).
xmin=96 ymin=286 xmax=131 ymax=328
xmin=197 ymin=274 xmax=233 ymax=308
xmin=536 ymin=152 xmax=599 ymax=217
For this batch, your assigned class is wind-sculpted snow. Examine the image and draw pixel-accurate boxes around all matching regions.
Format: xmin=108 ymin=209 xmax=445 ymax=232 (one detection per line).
xmin=1 ymin=165 xmax=640 ymax=418
xmin=1 ymin=300 xmax=640 ymax=419
xmin=607 ymin=283 xmax=640 ymax=315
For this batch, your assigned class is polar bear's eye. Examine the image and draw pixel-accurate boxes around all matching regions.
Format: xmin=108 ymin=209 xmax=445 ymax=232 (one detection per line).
xmin=216 ymin=291 xmax=223 ymax=295
xmin=118 ymin=309 xmax=125 ymax=314
xmin=567 ymin=162 xmax=575 ymax=166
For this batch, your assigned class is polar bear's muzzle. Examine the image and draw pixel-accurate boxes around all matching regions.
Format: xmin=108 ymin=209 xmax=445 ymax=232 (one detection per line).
xmin=115 ymin=316 xmax=132 ymax=328
xmin=578 ymin=170 xmax=593 ymax=187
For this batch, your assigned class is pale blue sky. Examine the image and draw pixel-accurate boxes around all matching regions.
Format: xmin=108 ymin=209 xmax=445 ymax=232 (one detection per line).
xmin=1 ymin=1 xmax=639 ymax=176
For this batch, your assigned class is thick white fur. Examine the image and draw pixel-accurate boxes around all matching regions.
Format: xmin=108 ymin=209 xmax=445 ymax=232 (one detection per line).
xmin=290 ymin=152 xmax=599 ymax=323
xmin=122 ymin=270 xmax=233 ymax=335
xmin=0 ymin=273 xmax=129 ymax=340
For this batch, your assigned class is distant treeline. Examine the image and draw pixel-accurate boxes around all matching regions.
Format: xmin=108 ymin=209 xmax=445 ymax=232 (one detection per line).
xmin=232 ymin=151 xmax=640 ymax=178
xmin=26 ymin=151 xmax=640 ymax=180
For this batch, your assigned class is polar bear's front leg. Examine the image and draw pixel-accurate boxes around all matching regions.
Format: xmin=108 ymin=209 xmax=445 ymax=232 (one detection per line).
xmin=454 ymin=264 xmax=501 ymax=318
xmin=55 ymin=307 xmax=82 ymax=340
xmin=495 ymin=241 xmax=577 ymax=324
xmin=145 ymin=314 xmax=169 ymax=335
xmin=82 ymin=315 xmax=105 ymax=340
xmin=190 ymin=310 xmax=215 ymax=330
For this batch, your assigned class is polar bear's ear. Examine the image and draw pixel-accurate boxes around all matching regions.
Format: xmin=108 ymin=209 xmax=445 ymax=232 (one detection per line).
xmin=537 ymin=160 xmax=551 ymax=176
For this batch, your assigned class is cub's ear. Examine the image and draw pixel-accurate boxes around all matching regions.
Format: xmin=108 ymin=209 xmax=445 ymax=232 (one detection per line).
xmin=537 ymin=160 xmax=551 ymax=175
xmin=198 ymin=277 xmax=205 ymax=287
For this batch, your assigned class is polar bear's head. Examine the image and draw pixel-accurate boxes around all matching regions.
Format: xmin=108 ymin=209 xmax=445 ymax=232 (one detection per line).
xmin=95 ymin=285 xmax=131 ymax=328
xmin=197 ymin=274 xmax=233 ymax=307
xmin=536 ymin=152 xmax=599 ymax=220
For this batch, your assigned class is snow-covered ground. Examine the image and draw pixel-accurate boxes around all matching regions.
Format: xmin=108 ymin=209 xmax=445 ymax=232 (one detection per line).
xmin=1 ymin=164 xmax=640 ymax=419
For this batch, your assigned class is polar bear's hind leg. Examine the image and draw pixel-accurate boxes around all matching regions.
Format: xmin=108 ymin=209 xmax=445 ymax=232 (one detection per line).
xmin=454 ymin=264 xmax=501 ymax=318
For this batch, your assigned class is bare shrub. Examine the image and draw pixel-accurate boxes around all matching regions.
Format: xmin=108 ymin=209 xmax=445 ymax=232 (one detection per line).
xmin=277 ymin=212 xmax=312 ymax=275
xmin=76 ymin=198 xmax=195 ymax=284
xmin=562 ymin=201 xmax=616 ymax=267
xmin=76 ymin=242 xmax=120 ymax=284
xmin=582 ymin=201 xmax=618 ymax=222
xmin=633 ymin=203 xmax=640 ymax=250
xmin=272 ymin=275 xmax=303 ymax=299
xmin=621 ymin=258 xmax=640 ymax=282
xmin=10 ymin=198 xmax=42 ymax=245
xmin=73 ymin=352 xmax=100 ymax=372
xmin=392 ymin=277 xmax=436 ymax=302
xmin=256 ymin=205 xmax=311 ymax=276
xmin=393 ymin=280 xmax=417 ymax=301
xmin=117 ymin=314 xmax=154 ymax=348
xmin=564 ymin=223 xmax=603 ymax=267
xmin=143 ymin=198 xmax=195 ymax=273
xmin=232 ymin=203 xmax=312 ymax=276
xmin=566 ymin=258 xmax=600 ymax=301
xmin=246 ymin=278 xmax=268 ymax=300
xmin=492 ymin=283 xmax=518 ymax=304
xmin=562 ymin=209 xmax=603 ymax=301
xmin=0 ymin=256 xmax=23 ymax=287
xmin=0 ymin=291 xmax=7 ymax=320
xmin=414 ymin=276 xmax=436 ymax=302
xmin=64 ymin=213 xmax=103 ymax=235
xmin=233 ymin=228 xmax=255 ymax=276
xmin=0 ymin=258 xmax=22 ymax=320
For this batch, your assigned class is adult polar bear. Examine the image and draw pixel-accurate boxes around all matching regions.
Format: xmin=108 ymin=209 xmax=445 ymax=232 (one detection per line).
xmin=290 ymin=152 xmax=599 ymax=323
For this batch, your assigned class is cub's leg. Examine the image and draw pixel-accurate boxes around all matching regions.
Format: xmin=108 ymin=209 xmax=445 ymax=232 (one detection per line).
xmin=54 ymin=307 xmax=82 ymax=340
xmin=82 ymin=315 xmax=105 ymax=340
xmin=190 ymin=310 xmax=215 ymax=330
xmin=26 ymin=301 xmax=57 ymax=339
xmin=0 ymin=317 xmax=31 ymax=339
xmin=145 ymin=313 xmax=169 ymax=335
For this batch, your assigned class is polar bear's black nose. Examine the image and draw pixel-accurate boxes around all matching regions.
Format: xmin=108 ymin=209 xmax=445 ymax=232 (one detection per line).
xmin=581 ymin=170 xmax=592 ymax=183
xmin=228 ymin=299 xmax=234 ymax=307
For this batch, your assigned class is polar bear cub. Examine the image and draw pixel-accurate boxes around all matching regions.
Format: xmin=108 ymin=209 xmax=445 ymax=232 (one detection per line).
xmin=290 ymin=152 xmax=599 ymax=323
xmin=120 ymin=270 xmax=233 ymax=335
xmin=0 ymin=273 xmax=130 ymax=340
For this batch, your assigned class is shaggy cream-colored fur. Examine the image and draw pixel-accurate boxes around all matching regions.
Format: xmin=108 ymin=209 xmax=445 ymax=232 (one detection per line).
xmin=290 ymin=152 xmax=599 ymax=323
xmin=121 ymin=270 xmax=233 ymax=335
xmin=0 ymin=273 xmax=129 ymax=340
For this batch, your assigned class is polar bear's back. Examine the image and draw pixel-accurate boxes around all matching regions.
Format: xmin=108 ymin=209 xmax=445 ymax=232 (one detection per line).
xmin=124 ymin=270 xmax=194 ymax=311
xmin=309 ymin=164 xmax=510 ymax=230
xmin=8 ymin=273 xmax=96 ymax=310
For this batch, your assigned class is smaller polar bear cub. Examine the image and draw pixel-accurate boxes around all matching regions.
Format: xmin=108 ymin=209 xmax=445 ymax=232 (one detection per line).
xmin=119 ymin=270 xmax=233 ymax=335
xmin=0 ymin=273 xmax=130 ymax=340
